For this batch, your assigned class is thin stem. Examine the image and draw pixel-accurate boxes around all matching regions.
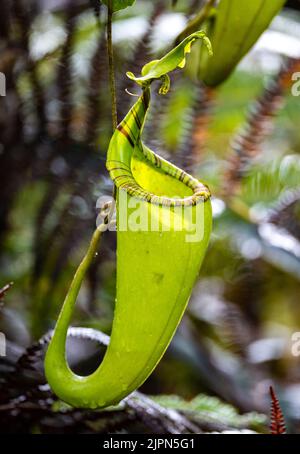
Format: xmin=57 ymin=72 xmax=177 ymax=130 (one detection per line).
xmin=50 ymin=218 xmax=111 ymax=343
xmin=60 ymin=227 xmax=103 ymax=320
xmin=107 ymin=1 xmax=118 ymax=130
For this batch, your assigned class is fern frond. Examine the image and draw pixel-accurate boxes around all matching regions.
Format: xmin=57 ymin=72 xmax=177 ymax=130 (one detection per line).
xmin=178 ymin=83 xmax=215 ymax=167
xmin=269 ymin=386 xmax=286 ymax=434
xmin=11 ymin=0 xmax=46 ymax=135
xmin=224 ymin=57 xmax=300 ymax=197
xmin=266 ymin=186 xmax=300 ymax=240
xmin=56 ymin=8 xmax=77 ymax=141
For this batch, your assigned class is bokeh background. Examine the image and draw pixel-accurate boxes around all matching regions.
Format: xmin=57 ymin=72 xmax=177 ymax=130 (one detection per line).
xmin=0 ymin=0 xmax=300 ymax=434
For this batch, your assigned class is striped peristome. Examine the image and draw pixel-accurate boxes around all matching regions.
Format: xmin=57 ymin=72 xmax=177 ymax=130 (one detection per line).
xmin=107 ymin=87 xmax=211 ymax=207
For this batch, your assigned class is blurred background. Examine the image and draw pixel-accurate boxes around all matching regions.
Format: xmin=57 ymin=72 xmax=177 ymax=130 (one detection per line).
xmin=0 ymin=0 xmax=300 ymax=434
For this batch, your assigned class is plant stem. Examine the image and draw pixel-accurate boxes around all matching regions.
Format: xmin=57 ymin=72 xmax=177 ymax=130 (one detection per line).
xmin=107 ymin=1 xmax=118 ymax=130
xmin=53 ymin=218 xmax=111 ymax=333
xmin=106 ymin=1 xmax=117 ymax=199
xmin=60 ymin=227 xmax=103 ymax=316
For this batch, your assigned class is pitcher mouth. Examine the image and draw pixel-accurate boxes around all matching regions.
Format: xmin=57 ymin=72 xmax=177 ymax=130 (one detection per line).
xmin=107 ymin=85 xmax=211 ymax=208
xmin=114 ymin=173 xmax=211 ymax=207
xmin=107 ymin=152 xmax=211 ymax=208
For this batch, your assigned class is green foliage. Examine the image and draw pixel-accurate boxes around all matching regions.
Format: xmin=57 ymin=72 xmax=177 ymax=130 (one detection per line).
xmin=242 ymin=155 xmax=300 ymax=204
xmin=127 ymin=31 xmax=212 ymax=90
xmin=101 ymin=0 xmax=136 ymax=12
xmin=198 ymin=0 xmax=286 ymax=86
xmin=153 ymin=394 xmax=267 ymax=431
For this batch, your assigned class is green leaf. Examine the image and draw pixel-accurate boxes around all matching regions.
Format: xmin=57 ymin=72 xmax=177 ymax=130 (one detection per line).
xmin=127 ymin=31 xmax=212 ymax=91
xmin=198 ymin=0 xmax=286 ymax=86
xmin=152 ymin=394 xmax=267 ymax=431
xmin=101 ymin=0 xmax=135 ymax=12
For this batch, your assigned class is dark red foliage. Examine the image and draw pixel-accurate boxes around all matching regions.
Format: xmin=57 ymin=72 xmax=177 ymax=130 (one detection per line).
xmin=270 ymin=386 xmax=286 ymax=434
